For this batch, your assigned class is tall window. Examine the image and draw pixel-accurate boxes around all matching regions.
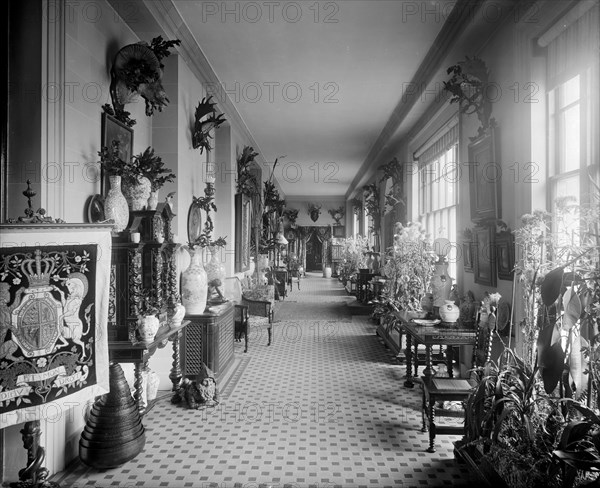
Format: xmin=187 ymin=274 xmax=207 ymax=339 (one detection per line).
xmin=416 ymin=123 xmax=459 ymax=278
xmin=546 ymin=4 xmax=599 ymax=243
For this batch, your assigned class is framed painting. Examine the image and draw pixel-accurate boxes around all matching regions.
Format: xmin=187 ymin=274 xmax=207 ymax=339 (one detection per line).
xmin=333 ymin=225 xmax=345 ymax=238
xmin=462 ymin=240 xmax=474 ymax=273
xmin=235 ymin=193 xmax=252 ymax=273
xmin=468 ymin=127 xmax=501 ymax=223
xmin=101 ymin=112 xmax=134 ymax=196
xmin=496 ymin=230 xmax=515 ymax=281
xmin=473 ymin=225 xmax=497 ymax=287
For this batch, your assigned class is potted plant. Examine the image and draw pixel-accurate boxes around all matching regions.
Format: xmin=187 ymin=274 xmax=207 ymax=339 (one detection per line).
xmin=339 ymin=235 xmax=370 ymax=286
xmin=135 ymin=146 xmax=175 ymax=210
xmin=97 ymin=140 xmax=138 ymax=232
xmin=381 ymin=221 xmax=436 ymax=318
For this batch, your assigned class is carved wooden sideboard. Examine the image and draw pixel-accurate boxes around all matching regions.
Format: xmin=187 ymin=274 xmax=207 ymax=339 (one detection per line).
xmin=106 ymin=203 xmax=184 ymax=413
xmin=183 ymin=302 xmax=235 ymax=384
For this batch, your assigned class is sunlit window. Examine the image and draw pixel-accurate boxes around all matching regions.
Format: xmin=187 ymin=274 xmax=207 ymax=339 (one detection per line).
xmin=417 ymin=125 xmax=459 ymax=279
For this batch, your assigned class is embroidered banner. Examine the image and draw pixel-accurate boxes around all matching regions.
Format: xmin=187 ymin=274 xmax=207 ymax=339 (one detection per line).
xmin=0 ymin=225 xmax=111 ymax=429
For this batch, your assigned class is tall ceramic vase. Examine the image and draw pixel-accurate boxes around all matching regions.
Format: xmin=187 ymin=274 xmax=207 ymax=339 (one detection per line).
xmin=123 ymin=176 xmax=151 ymax=211
xmin=205 ymin=246 xmax=226 ymax=286
xmin=147 ymin=190 xmax=159 ymax=211
xmin=104 ymin=175 xmax=129 ymax=232
xmin=181 ymin=246 xmax=208 ymax=314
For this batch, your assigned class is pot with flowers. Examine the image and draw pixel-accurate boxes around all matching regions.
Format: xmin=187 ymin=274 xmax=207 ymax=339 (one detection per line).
xmin=135 ymin=146 xmax=176 ymax=210
xmin=97 ymin=140 xmax=137 ymax=232
xmin=381 ymin=221 xmax=436 ymax=321
xmin=339 ymin=235 xmax=370 ymax=287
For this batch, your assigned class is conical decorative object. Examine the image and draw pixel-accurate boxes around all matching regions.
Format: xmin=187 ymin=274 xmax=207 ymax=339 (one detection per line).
xmin=79 ymin=362 xmax=145 ymax=469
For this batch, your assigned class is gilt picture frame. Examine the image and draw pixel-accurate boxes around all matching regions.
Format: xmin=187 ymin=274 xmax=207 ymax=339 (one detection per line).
xmin=496 ymin=230 xmax=515 ymax=281
xmin=332 ymin=225 xmax=345 ymax=238
xmin=235 ymin=193 xmax=252 ymax=273
xmin=473 ymin=225 xmax=497 ymax=287
xmin=100 ymin=112 xmax=134 ymax=196
xmin=462 ymin=240 xmax=474 ymax=273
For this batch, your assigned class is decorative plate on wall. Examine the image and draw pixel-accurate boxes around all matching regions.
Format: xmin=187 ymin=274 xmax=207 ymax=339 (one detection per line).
xmin=187 ymin=198 xmax=203 ymax=244
xmin=86 ymin=194 xmax=105 ymax=223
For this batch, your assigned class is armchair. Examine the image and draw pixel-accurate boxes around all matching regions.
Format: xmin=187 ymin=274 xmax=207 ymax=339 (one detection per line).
xmin=224 ymin=277 xmax=276 ymax=350
xmin=242 ymin=285 xmax=275 ymax=346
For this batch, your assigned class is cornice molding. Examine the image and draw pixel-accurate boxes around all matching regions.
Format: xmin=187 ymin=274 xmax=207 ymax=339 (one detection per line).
xmin=141 ymin=0 xmax=268 ymax=167
xmin=345 ymin=0 xmax=487 ymax=199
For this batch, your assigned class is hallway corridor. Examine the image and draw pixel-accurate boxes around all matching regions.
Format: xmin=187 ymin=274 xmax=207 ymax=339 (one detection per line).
xmin=58 ymin=273 xmax=473 ymax=487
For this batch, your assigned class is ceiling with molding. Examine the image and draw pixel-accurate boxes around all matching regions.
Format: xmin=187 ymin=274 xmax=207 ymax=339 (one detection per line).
xmin=171 ymin=0 xmax=456 ymax=198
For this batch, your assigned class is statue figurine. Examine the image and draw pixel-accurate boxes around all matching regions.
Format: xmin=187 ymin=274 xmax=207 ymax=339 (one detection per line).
xmin=171 ymin=363 xmax=219 ymax=409
xmin=207 ymin=278 xmax=226 ymax=304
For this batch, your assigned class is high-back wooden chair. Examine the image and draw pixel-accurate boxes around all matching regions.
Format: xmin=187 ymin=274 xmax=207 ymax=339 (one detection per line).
xmin=420 ymin=318 xmax=494 ymax=453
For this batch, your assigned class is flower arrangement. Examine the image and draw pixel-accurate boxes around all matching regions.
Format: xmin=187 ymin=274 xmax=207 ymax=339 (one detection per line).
xmin=135 ymin=288 xmax=162 ymax=316
xmin=381 ymin=222 xmax=436 ymax=311
xmin=97 ymin=141 xmax=137 ymax=178
xmin=134 ymin=146 xmax=175 ymax=191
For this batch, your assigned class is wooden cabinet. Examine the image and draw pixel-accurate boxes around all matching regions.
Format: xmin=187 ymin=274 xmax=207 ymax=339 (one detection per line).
xmin=106 ymin=203 xmax=183 ymax=413
xmin=183 ymin=302 xmax=235 ymax=383
xmin=107 ymin=204 xmax=179 ymax=342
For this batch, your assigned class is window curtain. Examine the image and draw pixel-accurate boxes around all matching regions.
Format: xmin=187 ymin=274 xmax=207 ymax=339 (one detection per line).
xmin=543 ymin=3 xmax=599 ymax=89
xmin=414 ymin=122 xmax=459 ymax=169
xmin=296 ymin=226 xmax=332 ymax=270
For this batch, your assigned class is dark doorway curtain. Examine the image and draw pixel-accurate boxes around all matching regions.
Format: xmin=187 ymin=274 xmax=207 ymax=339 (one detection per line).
xmin=305 ymin=231 xmax=322 ymax=271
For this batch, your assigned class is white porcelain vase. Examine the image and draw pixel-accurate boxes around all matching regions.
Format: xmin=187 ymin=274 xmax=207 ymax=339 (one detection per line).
xmin=104 ymin=175 xmax=130 ymax=232
xmin=439 ymin=300 xmax=460 ymax=323
xmin=431 ymin=261 xmax=453 ymax=307
xmin=205 ymin=247 xmax=226 ymax=286
xmin=147 ymin=190 xmax=159 ymax=210
xmin=181 ymin=246 xmax=208 ymax=314
xmin=123 ymin=175 xmax=151 ymax=211
xmin=138 ymin=314 xmax=160 ymax=342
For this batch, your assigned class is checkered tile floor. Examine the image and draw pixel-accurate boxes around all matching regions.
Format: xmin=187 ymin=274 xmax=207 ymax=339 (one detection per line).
xmin=56 ymin=273 xmax=475 ymax=487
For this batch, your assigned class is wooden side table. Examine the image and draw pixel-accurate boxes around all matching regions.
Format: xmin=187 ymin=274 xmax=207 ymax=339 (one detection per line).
xmin=108 ymin=320 xmax=190 ymax=414
xmin=183 ymin=302 xmax=235 ymax=384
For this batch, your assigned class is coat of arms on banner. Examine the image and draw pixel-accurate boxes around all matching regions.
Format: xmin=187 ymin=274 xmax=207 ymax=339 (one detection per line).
xmin=0 ymin=245 xmax=98 ymax=414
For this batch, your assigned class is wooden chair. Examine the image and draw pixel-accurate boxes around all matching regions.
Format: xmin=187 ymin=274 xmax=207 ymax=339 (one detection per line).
xmin=224 ymin=276 xmax=249 ymax=353
xmin=420 ymin=319 xmax=494 ymax=452
xmin=242 ymin=285 xmax=275 ymax=346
